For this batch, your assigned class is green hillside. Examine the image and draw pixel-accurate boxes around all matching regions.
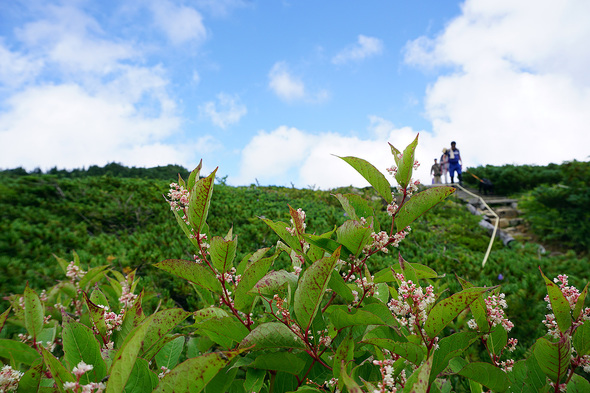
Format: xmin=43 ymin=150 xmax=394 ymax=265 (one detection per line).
xmin=1 ymin=166 xmax=589 ymax=353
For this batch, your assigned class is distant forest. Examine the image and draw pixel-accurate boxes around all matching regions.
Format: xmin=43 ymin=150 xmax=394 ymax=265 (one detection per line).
xmin=0 ymin=162 xmax=191 ymax=181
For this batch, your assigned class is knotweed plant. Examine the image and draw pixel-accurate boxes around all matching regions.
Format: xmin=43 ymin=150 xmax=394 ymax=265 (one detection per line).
xmin=0 ymin=135 xmax=589 ymax=392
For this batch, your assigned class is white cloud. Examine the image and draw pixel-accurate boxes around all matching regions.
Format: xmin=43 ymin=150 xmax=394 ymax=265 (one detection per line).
xmin=0 ymin=2 xmax=196 ymax=172
xmin=150 ymin=0 xmax=207 ymax=45
xmin=231 ymin=120 xmax=425 ymax=189
xmin=16 ymin=4 xmax=137 ymax=73
xmin=405 ymin=0 xmax=590 ymax=169
xmin=199 ymin=93 xmax=247 ymax=128
xmin=268 ymin=62 xmax=305 ymax=102
xmin=332 ymin=35 xmax=383 ymax=65
xmin=268 ymin=62 xmax=329 ymax=103
xmin=0 ymin=84 xmax=186 ymax=170
xmin=0 ymin=42 xmax=43 ymax=89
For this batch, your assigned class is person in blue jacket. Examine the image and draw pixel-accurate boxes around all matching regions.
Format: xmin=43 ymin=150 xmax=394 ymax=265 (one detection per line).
xmin=448 ymin=141 xmax=463 ymax=185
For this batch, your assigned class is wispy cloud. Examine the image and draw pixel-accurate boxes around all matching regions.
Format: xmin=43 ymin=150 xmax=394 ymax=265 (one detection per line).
xmin=268 ymin=62 xmax=305 ymax=102
xmin=195 ymin=0 xmax=251 ymax=17
xmin=199 ymin=93 xmax=247 ymax=128
xmin=332 ymin=35 xmax=383 ymax=65
xmin=268 ymin=62 xmax=329 ymax=103
xmin=150 ymin=0 xmax=207 ymax=45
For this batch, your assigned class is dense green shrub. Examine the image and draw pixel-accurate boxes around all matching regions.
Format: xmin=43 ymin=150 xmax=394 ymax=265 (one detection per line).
xmin=464 ymin=163 xmax=563 ymax=195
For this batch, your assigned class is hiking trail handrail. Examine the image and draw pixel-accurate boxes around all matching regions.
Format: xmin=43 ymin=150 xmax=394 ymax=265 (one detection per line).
xmin=452 ymin=183 xmax=498 ymax=268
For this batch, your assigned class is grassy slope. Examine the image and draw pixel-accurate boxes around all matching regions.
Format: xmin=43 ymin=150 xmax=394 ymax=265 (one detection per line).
xmin=1 ymin=173 xmax=589 ymax=352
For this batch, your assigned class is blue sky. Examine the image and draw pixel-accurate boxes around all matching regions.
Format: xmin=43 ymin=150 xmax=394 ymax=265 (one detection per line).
xmin=1 ymin=0 xmax=589 ymax=188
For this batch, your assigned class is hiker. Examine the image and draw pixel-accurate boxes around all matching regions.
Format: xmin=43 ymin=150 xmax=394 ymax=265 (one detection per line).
xmin=448 ymin=141 xmax=463 ymax=185
xmin=440 ymin=148 xmax=449 ymax=184
xmin=431 ymin=158 xmax=442 ymax=184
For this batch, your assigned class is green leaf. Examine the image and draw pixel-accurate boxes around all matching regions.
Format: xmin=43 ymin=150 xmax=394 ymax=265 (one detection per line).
xmin=362 ymin=338 xmax=424 ymax=366
xmin=488 ymin=326 xmax=508 ymax=356
xmin=0 ymin=339 xmax=41 ymax=365
xmin=509 ymin=356 xmax=550 ymax=393
xmin=456 ymin=276 xmax=488 ymax=332
xmin=155 ymin=336 xmax=185 ymax=370
xmin=154 ymin=259 xmax=221 ymax=293
xmin=192 ymin=307 xmax=229 ymax=323
xmin=333 ymin=193 xmax=375 ymax=222
xmin=573 ymin=282 xmax=588 ymax=321
xmin=187 ymin=160 xmax=203 ymax=192
xmin=79 ymin=265 xmax=110 ymax=290
xmin=294 ymin=246 xmax=341 ymax=332
xmin=106 ymin=315 xmax=153 ymax=393
xmin=153 ymin=349 xmax=243 ymax=393
xmin=209 ymin=232 xmax=238 ymax=273
xmin=244 ymin=368 xmax=265 ymax=393
xmin=336 ymin=219 xmax=373 ymax=258
xmin=573 ymin=320 xmax=590 ymax=356
xmin=449 ymin=360 xmax=510 ymax=393
xmin=325 ymin=306 xmax=384 ymax=330
xmin=403 ymin=353 xmax=433 ymax=393
xmin=327 ymin=270 xmax=354 ymax=303
xmin=16 ymin=360 xmax=43 ymax=393
xmin=393 ymin=134 xmax=419 ymax=189
xmin=540 ymin=269 xmax=572 ymax=333
xmin=567 ymin=374 xmax=590 ymax=392
xmin=62 ymin=317 xmax=107 ymax=384
xmin=239 ymin=322 xmax=306 ymax=350
xmin=234 ymin=253 xmax=277 ymax=311
xmin=170 ymin=207 xmax=200 ymax=248
xmin=533 ymin=336 xmax=572 ymax=384
xmin=395 ymin=186 xmax=456 ymax=231
xmin=251 ymin=351 xmax=306 ymax=374
xmin=140 ymin=308 xmax=191 ymax=359
xmin=333 ymin=330 xmax=354 ymax=379
xmin=24 ymin=284 xmax=44 ymax=342
xmin=339 ymin=363 xmax=363 ymax=393
xmin=337 ymin=156 xmax=393 ymax=203
xmin=83 ymin=292 xmax=109 ymax=344
xmin=261 ymin=218 xmax=303 ymax=253
xmin=251 ymin=270 xmax=298 ymax=297
xmin=123 ymin=357 xmax=158 ymax=393
xmin=430 ymin=331 xmax=480 ymax=383
xmin=0 ymin=306 xmax=10 ymax=334
xmin=398 ymin=254 xmax=418 ymax=284
xmin=196 ymin=316 xmax=249 ymax=349
xmin=41 ymin=347 xmax=75 ymax=393
xmin=301 ymin=233 xmax=354 ymax=257
xmin=188 ymin=168 xmax=217 ymax=235
xmin=424 ymin=287 xmax=490 ymax=338
xmin=374 ymin=263 xmax=438 ymax=282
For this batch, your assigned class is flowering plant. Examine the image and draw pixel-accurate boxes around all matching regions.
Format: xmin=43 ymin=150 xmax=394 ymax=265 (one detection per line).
xmin=1 ymin=135 xmax=589 ymax=392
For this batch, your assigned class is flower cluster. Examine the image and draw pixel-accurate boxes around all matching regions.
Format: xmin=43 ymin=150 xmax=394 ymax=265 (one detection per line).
xmin=0 ymin=365 xmax=23 ymax=392
xmin=542 ymin=274 xmax=590 ymax=338
xmin=468 ymin=293 xmax=513 ymax=332
xmin=63 ymin=362 xmax=105 ymax=393
xmin=390 ymin=227 xmax=411 ymax=248
xmin=387 ymin=274 xmax=435 ymax=334
xmin=217 ymin=267 xmax=242 ymax=285
xmin=119 ymin=279 xmax=138 ymax=311
xmin=167 ymin=182 xmax=189 ymax=212
xmin=365 ymin=231 xmax=390 ymax=254
xmin=372 ymin=354 xmax=405 ymax=393
xmin=158 ymin=366 xmax=171 ymax=380
xmin=66 ymin=261 xmax=86 ymax=281
xmin=397 ymin=179 xmax=420 ymax=197
xmin=386 ymin=200 xmax=398 ymax=217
